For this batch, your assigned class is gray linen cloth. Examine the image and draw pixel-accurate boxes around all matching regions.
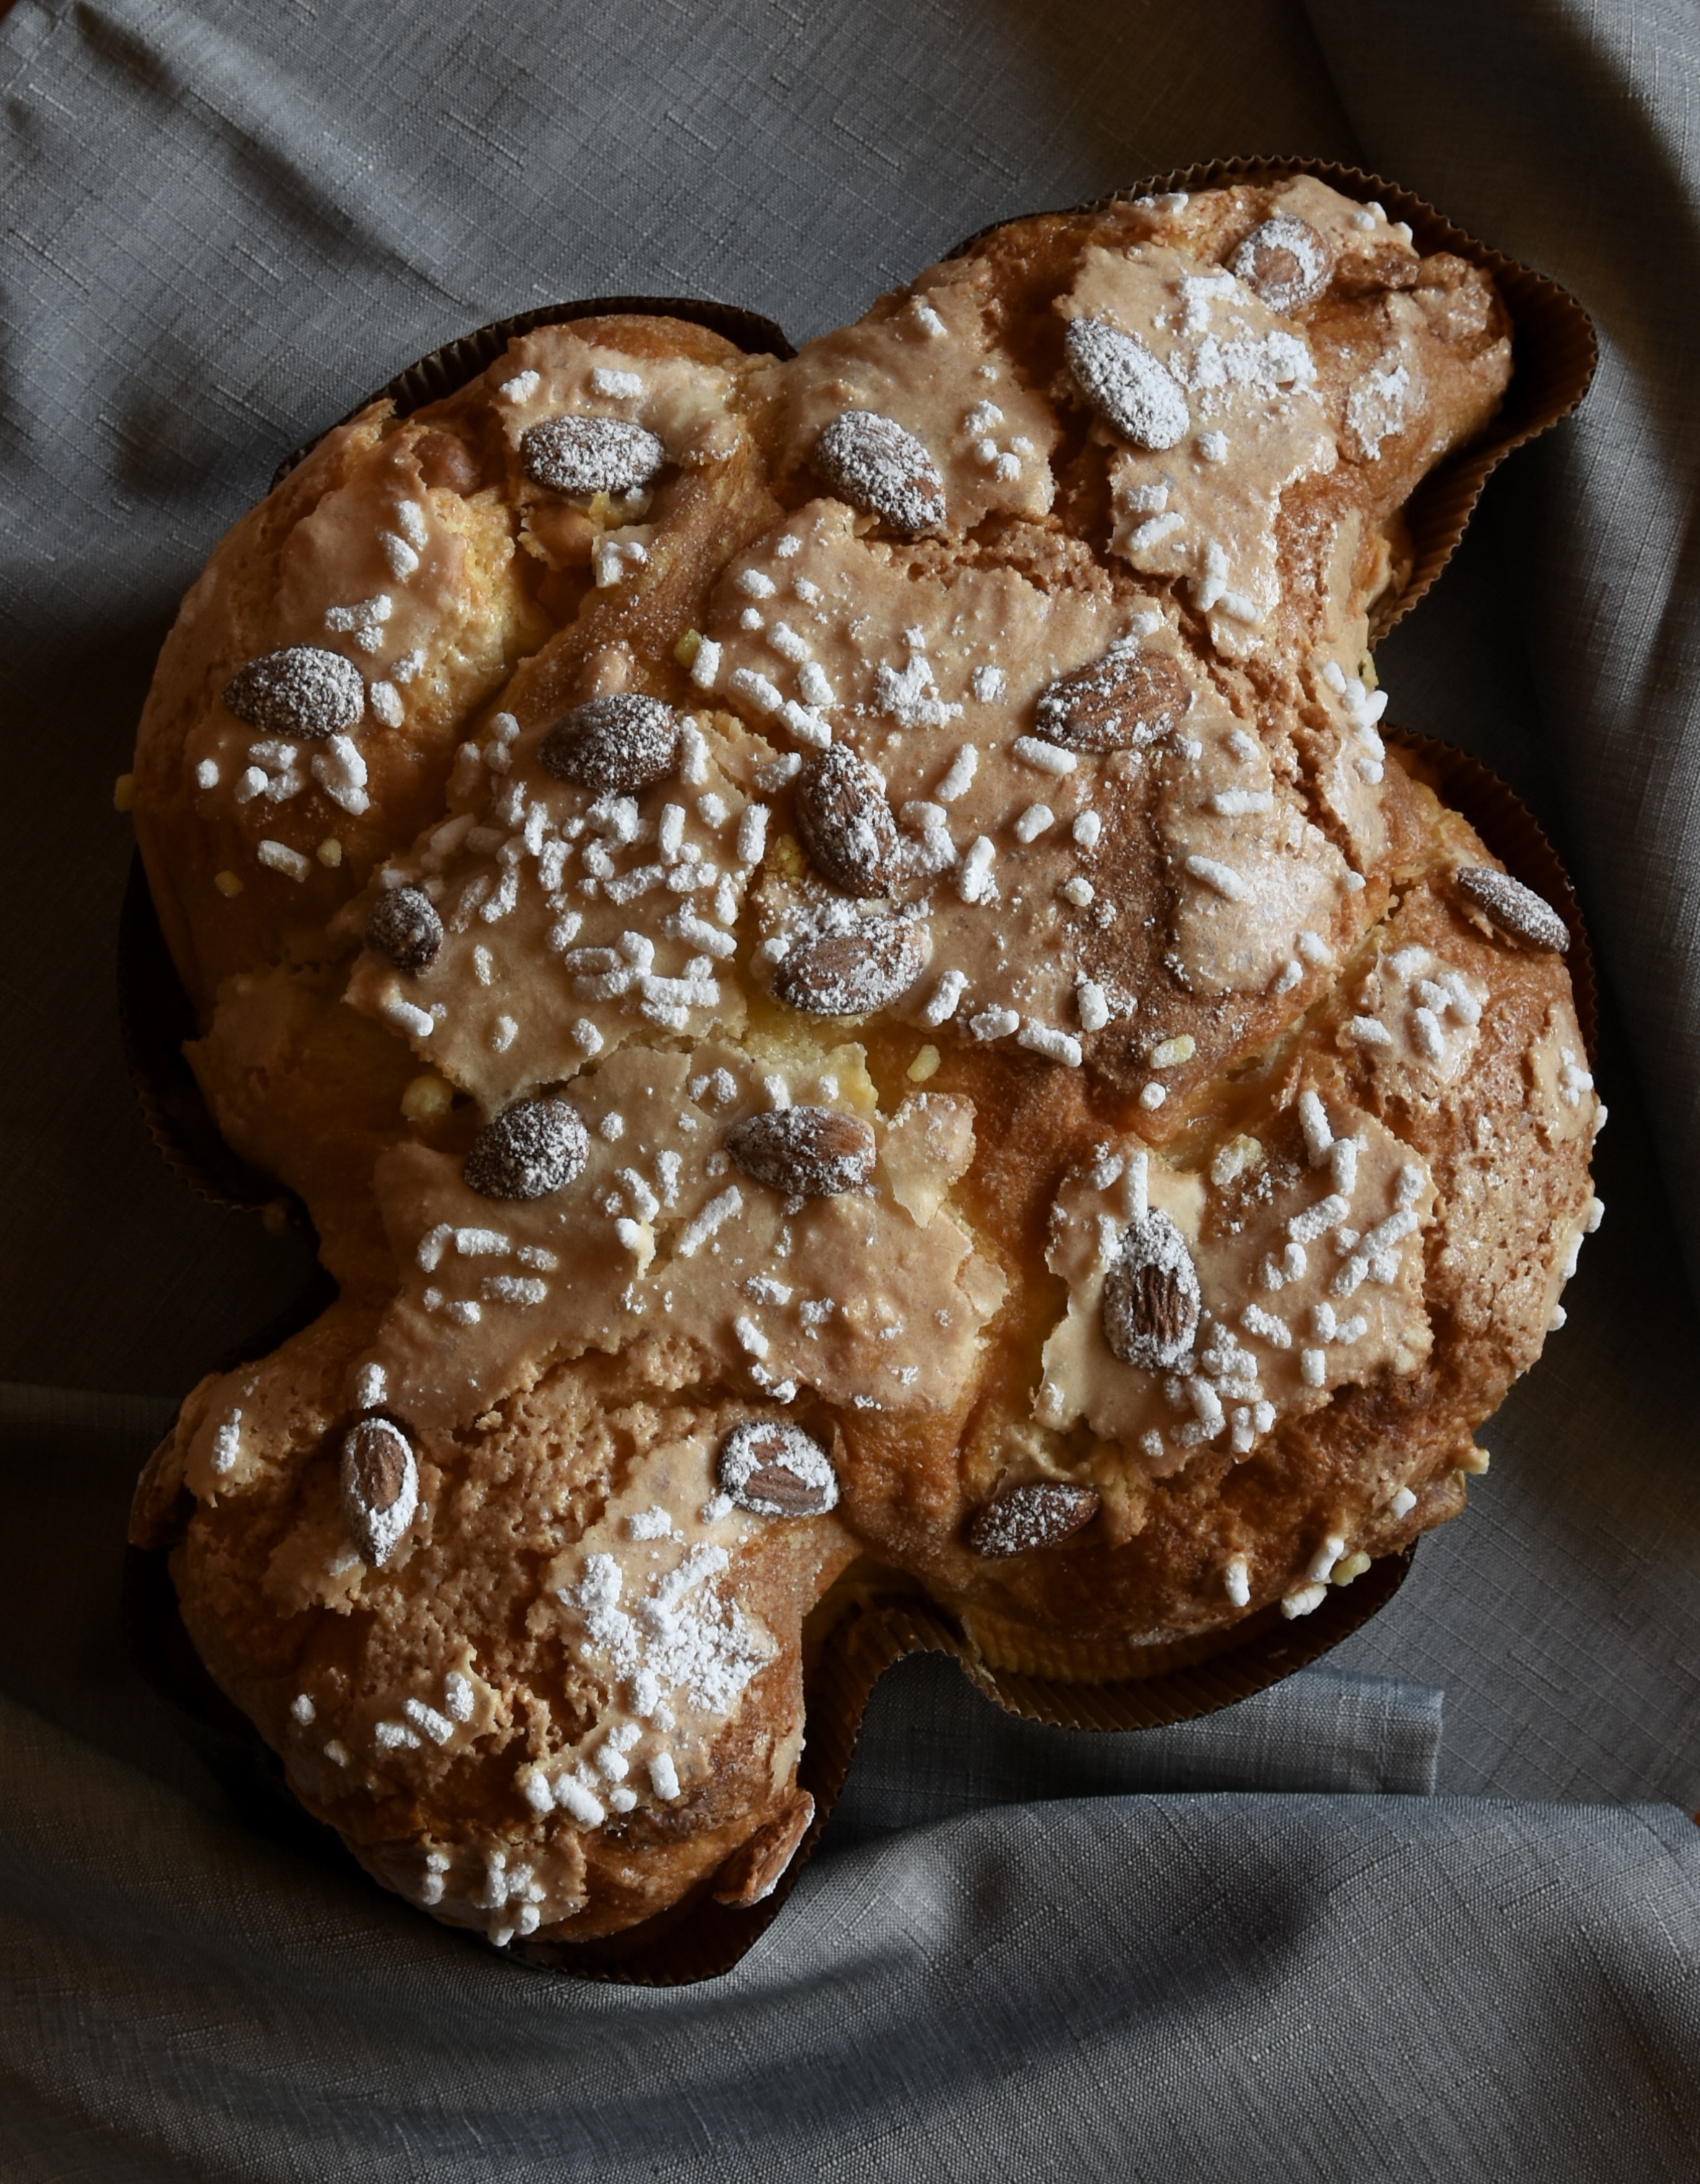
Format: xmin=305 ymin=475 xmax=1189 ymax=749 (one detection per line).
xmin=2 ymin=0 xmax=1699 ymax=2172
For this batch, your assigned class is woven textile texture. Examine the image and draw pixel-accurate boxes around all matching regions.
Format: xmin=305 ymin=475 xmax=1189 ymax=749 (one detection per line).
xmin=1 ymin=0 xmax=1698 ymax=2174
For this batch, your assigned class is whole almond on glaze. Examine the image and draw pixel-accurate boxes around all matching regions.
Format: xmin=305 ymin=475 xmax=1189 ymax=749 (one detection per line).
xmin=539 ymin=693 xmax=679 ymax=797
xmin=1101 ymin=1209 xmax=1201 ymax=1371
xmin=1035 ymin=643 xmax=1192 ymax=752
xmin=463 ymin=1098 xmax=589 ymax=1200
xmin=813 ymin=410 xmax=945 ymax=534
xmin=223 ymin=646 xmax=364 ymax=740
xmin=718 ymin=1420 xmax=840 ymax=1515
xmin=770 ymin=917 xmax=928 ymax=1017
xmin=1065 ymin=317 xmax=1189 ymax=449
xmin=521 ymin=415 xmax=666 ymax=498
xmin=1229 ymin=214 xmax=1334 ymax=313
xmin=340 ymin=1417 xmax=418 ymax=1567
xmin=794 ymin=744 xmax=903 ymax=897
xmin=1455 ymin=866 xmax=1569 ymax=954
xmin=366 ymin=884 xmax=444 ymax=972
xmin=726 ymin=1106 xmax=876 ymax=1198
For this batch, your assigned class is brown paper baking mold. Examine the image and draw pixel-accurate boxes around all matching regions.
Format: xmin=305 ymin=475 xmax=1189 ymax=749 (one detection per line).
xmin=118 ymin=185 xmax=1598 ymax=1983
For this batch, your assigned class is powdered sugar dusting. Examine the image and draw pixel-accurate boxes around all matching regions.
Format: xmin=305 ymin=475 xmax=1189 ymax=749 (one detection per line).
xmin=564 ymin=1544 xmax=773 ymax=1720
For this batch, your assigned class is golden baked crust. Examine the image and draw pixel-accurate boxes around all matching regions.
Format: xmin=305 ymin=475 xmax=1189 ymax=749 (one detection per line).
xmin=130 ymin=180 xmax=1600 ymax=1947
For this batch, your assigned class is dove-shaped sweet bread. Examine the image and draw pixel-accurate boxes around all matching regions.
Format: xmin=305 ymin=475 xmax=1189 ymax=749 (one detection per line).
xmin=129 ymin=177 xmax=1600 ymax=1948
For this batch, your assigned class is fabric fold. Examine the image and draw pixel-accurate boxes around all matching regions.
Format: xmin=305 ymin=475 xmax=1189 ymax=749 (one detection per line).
xmin=3 ymin=1691 xmax=1697 ymax=2181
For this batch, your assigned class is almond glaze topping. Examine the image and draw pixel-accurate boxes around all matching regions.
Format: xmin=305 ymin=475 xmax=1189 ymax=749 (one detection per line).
xmin=366 ymin=884 xmax=444 ymax=972
xmin=726 ymin=1106 xmax=877 ymax=1198
xmin=770 ymin=917 xmax=929 ymax=1017
xmin=968 ymin=1480 xmax=1101 ymax=1558
xmin=538 ymin=692 xmax=680 ymax=797
xmin=1229 ymin=214 xmax=1335 ymax=314
xmin=793 ymin=744 xmax=902 ymax=897
xmin=462 ymin=1097 xmax=589 ymax=1200
xmin=718 ymin=1420 xmax=840 ymax=1515
xmin=812 ymin=409 xmax=946 ymax=534
xmin=1101 ymin=1208 xmax=1202 ymax=1370
xmin=1034 ymin=642 xmax=1192 ymax=751
xmin=1455 ymin=866 xmax=1570 ymax=954
xmin=1065 ymin=317 xmax=1189 ymax=450
xmin=222 ymin=646 xmax=365 ymax=740
xmin=520 ymin=414 xmax=666 ymax=498
xmin=340 ymin=1417 xmax=418 ymax=1567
